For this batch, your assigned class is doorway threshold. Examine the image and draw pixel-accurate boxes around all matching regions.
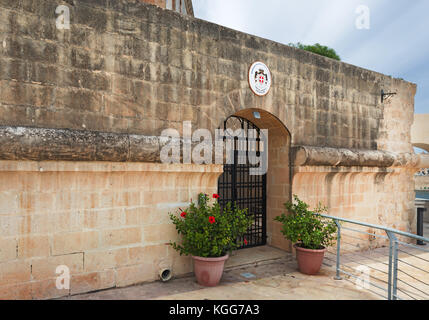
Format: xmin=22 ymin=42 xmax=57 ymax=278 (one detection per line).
xmin=225 ymin=245 xmax=291 ymax=270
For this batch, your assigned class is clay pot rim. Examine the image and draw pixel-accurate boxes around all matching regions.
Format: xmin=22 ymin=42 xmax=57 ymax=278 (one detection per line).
xmin=192 ymin=255 xmax=229 ymax=262
xmin=294 ymin=243 xmax=327 ymax=253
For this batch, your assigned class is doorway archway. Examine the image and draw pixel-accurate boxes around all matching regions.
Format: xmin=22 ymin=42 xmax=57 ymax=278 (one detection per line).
xmin=218 ymin=109 xmax=292 ymax=252
xmin=218 ymin=115 xmax=267 ymax=248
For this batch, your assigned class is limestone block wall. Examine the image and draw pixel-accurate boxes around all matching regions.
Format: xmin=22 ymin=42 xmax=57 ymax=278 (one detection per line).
xmin=292 ymin=167 xmax=416 ymax=235
xmin=0 ymin=161 xmax=222 ymax=299
xmin=290 ymin=148 xmax=420 ymax=251
xmin=0 ymin=0 xmax=416 ymax=151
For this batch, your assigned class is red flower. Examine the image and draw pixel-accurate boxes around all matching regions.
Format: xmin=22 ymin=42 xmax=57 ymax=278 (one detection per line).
xmin=181 ymin=212 xmax=187 ymax=218
xmin=244 ymin=239 xmax=248 ymax=246
xmin=209 ymin=216 xmax=216 ymax=224
xmin=213 ymin=194 xmax=220 ymax=199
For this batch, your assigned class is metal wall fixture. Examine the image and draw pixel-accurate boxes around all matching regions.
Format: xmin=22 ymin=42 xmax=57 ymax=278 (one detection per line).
xmin=253 ymin=111 xmax=261 ymax=119
xmin=381 ymin=90 xmax=397 ymax=103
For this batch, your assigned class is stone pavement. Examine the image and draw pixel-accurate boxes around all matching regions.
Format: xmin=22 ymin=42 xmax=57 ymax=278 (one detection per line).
xmin=64 ymin=246 xmax=380 ymax=300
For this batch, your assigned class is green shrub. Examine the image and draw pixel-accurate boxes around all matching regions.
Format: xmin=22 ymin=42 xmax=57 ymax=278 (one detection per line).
xmin=274 ymin=195 xmax=337 ymax=250
xmin=169 ymin=193 xmax=253 ymax=258
xmin=289 ymin=42 xmax=341 ymax=61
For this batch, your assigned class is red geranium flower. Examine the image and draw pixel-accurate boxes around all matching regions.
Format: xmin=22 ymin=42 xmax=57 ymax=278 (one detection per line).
xmin=209 ymin=216 xmax=216 ymax=224
xmin=213 ymin=194 xmax=220 ymax=199
xmin=181 ymin=212 xmax=187 ymax=218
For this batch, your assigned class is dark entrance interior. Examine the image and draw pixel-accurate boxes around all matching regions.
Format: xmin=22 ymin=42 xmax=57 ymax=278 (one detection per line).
xmin=218 ymin=116 xmax=267 ymax=249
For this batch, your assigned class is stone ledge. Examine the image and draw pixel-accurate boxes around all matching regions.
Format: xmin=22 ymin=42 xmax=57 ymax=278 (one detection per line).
xmin=0 ymin=126 xmax=160 ymax=163
xmin=0 ymin=160 xmax=223 ymax=173
xmin=0 ymin=126 xmax=223 ymax=164
xmin=292 ymin=145 xmax=428 ymax=169
xmin=293 ymin=166 xmax=397 ymax=174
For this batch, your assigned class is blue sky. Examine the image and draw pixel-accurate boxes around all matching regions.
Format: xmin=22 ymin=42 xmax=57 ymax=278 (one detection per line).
xmin=193 ymin=0 xmax=429 ymax=114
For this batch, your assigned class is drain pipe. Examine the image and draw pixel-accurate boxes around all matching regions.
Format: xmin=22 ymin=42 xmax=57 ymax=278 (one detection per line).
xmin=159 ymin=268 xmax=173 ymax=282
xmin=158 ymin=260 xmax=173 ymax=282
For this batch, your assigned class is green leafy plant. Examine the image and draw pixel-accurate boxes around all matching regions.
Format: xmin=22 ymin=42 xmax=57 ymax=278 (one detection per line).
xmin=169 ymin=193 xmax=253 ymax=258
xmin=289 ymin=42 xmax=341 ymax=61
xmin=274 ymin=195 xmax=337 ymax=250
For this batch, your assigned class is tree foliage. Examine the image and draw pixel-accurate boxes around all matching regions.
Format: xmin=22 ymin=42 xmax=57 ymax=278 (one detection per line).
xmin=289 ymin=42 xmax=341 ymax=61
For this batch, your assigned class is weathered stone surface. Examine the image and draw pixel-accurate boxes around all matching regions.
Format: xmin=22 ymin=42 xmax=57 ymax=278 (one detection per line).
xmin=293 ymin=146 xmax=429 ymax=169
xmin=0 ymin=126 xmax=147 ymax=162
xmin=0 ymin=0 xmax=416 ymax=154
xmin=0 ymin=126 xmax=217 ymax=163
xmin=291 ymin=145 xmax=424 ymax=168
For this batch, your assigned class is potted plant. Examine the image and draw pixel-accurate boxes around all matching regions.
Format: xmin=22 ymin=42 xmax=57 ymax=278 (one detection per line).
xmin=169 ymin=193 xmax=253 ymax=287
xmin=274 ymin=195 xmax=337 ymax=275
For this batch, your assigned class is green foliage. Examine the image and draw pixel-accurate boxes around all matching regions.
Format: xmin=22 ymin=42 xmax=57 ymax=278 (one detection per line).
xmin=274 ymin=195 xmax=337 ymax=250
xmin=289 ymin=42 xmax=341 ymax=61
xmin=169 ymin=193 xmax=253 ymax=258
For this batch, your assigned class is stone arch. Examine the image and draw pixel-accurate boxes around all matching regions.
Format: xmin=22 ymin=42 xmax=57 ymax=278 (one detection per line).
xmin=209 ymin=89 xmax=294 ymax=141
xmin=219 ymin=108 xmax=293 ymax=252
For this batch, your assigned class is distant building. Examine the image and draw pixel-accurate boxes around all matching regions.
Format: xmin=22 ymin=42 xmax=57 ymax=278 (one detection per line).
xmin=139 ymin=0 xmax=194 ymax=16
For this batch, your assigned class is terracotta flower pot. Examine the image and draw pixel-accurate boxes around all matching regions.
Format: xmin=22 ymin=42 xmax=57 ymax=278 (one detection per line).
xmin=294 ymin=244 xmax=327 ymax=275
xmin=192 ymin=255 xmax=229 ymax=287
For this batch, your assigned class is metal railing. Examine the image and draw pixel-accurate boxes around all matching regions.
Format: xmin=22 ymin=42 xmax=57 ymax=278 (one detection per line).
xmin=318 ymin=214 xmax=429 ymax=300
xmin=416 ymin=168 xmax=429 ymax=176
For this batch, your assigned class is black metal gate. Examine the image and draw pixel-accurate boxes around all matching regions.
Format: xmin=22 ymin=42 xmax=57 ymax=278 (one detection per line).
xmin=218 ymin=116 xmax=267 ymax=249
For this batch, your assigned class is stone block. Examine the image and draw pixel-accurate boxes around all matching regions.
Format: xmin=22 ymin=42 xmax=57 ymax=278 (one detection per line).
xmin=17 ymin=235 xmax=50 ymax=259
xmin=101 ymin=227 xmax=142 ymax=247
xmin=52 ymin=231 xmax=99 ymax=255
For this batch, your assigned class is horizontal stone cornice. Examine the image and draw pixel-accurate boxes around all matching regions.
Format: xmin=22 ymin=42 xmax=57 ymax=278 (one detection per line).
xmin=1 ymin=126 xmax=428 ymax=169
xmin=0 ymin=126 xmax=162 ymax=163
xmin=292 ymin=145 xmax=428 ymax=169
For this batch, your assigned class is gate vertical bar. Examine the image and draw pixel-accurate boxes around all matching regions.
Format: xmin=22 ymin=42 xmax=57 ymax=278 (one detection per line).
xmin=262 ymin=173 xmax=267 ymax=245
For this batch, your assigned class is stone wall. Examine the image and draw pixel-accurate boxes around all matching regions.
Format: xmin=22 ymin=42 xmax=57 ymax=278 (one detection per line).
xmin=0 ymin=0 xmax=420 ymax=299
xmin=0 ymin=161 xmax=221 ymax=299
xmin=0 ymin=0 xmax=416 ymax=152
xmin=139 ymin=0 xmax=166 ymax=9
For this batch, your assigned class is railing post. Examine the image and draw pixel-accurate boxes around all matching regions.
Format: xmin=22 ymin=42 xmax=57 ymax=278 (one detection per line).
xmin=392 ymin=236 xmax=399 ymax=300
xmin=334 ymin=219 xmax=342 ymax=280
xmin=386 ymin=231 xmax=398 ymax=300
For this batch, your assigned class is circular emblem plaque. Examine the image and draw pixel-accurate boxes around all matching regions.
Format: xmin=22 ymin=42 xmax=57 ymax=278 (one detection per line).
xmin=248 ymin=61 xmax=272 ymax=96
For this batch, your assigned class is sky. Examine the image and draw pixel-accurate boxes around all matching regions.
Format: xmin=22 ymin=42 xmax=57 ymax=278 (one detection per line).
xmin=193 ymin=0 xmax=429 ymax=114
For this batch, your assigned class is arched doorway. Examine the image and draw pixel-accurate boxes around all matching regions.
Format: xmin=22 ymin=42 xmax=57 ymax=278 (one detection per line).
xmin=218 ymin=109 xmax=292 ymax=252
